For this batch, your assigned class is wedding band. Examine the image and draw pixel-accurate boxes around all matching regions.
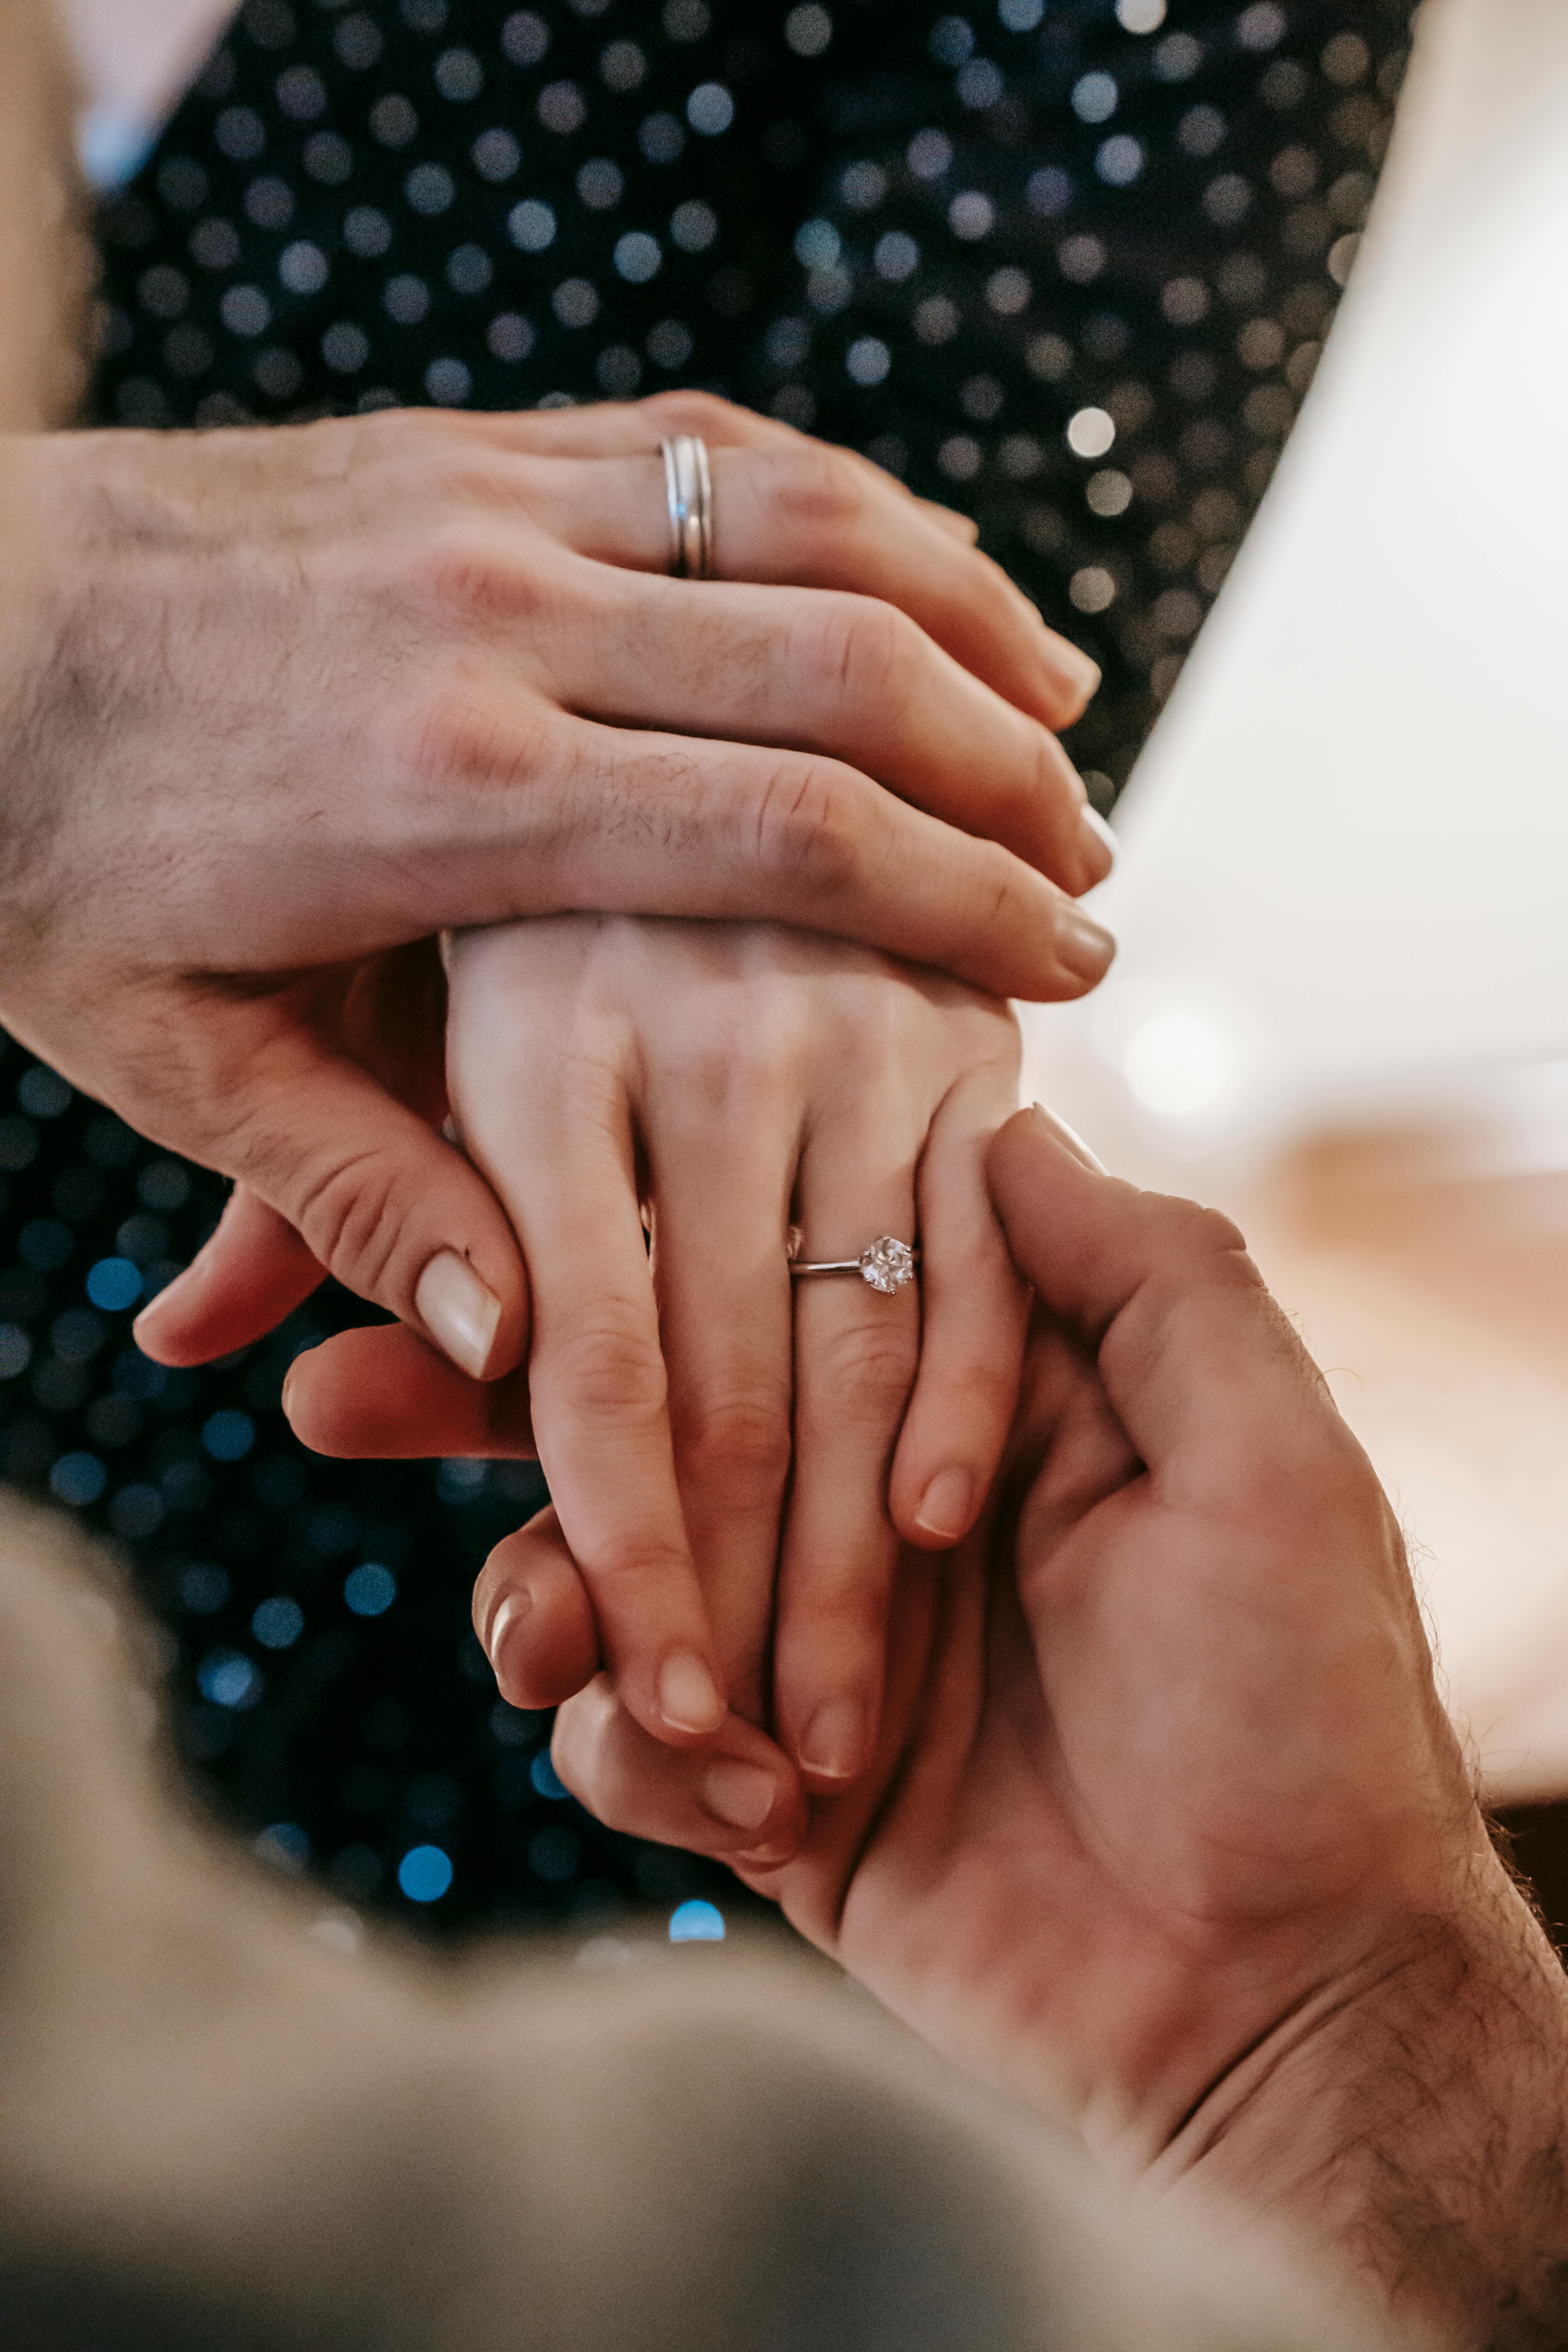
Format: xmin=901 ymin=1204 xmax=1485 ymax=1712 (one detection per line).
xmin=660 ymin=434 xmax=714 ymax=579
xmin=786 ymin=1231 xmax=919 ymax=1296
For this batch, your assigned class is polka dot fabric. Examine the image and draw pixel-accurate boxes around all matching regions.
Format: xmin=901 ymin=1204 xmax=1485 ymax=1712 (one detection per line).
xmin=4 ymin=0 xmax=1419 ymax=1938
xmin=91 ymin=0 xmax=1418 ymax=791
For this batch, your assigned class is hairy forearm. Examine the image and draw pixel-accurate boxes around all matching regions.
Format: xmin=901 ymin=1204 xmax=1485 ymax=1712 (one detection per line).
xmin=0 ymin=0 xmax=92 ymax=429
xmin=1164 ymin=1855 xmax=1568 ymax=2346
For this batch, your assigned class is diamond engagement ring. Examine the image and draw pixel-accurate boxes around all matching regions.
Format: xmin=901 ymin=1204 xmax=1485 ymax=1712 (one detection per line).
xmin=786 ymin=1232 xmax=919 ymax=1296
xmin=660 ymin=434 xmax=715 ymax=579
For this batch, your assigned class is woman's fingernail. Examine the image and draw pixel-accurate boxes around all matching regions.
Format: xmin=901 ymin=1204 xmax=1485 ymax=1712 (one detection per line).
xmin=415 ymin=1250 xmax=501 ymax=1379
xmin=1057 ymin=907 xmax=1116 ymax=986
xmin=702 ymin=1759 xmax=779 ymax=1832
xmin=799 ymin=1699 xmax=866 ymax=1783
xmin=915 ymin=1466 xmax=974 ymax=1543
xmin=1079 ymin=803 xmax=1117 ymax=871
xmin=1028 ymin=1104 xmax=1107 ymax=1175
xmin=659 ymin=1651 xmax=726 ymax=1735
xmin=485 ymin=1591 xmax=532 ymax=1679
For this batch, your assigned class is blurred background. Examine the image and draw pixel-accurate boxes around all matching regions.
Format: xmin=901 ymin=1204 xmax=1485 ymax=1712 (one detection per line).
xmin=11 ymin=0 xmax=1568 ymax=1945
xmin=1020 ymin=0 xmax=1568 ymax=1909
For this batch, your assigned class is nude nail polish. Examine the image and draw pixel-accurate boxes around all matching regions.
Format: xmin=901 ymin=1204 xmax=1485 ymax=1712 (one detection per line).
xmin=1056 ymin=907 xmax=1116 ymax=985
xmin=799 ymin=1699 xmax=866 ymax=1783
xmin=415 ymin=1250 xmax=501 ymax=1379
xmin=915 ymin=1466 xmax=974 ymax=1543
xmin=659 ymin=1651 xmax=726 ymax=1735
xmin=702 ymin=1759 xmax=778 ymax=1832
xmin=485 ymin=1592 xmax=531 ymax=1681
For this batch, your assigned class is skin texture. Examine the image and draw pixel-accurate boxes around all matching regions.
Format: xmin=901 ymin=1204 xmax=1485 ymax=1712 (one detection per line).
xmin=286 ymin=916 xmax=1027 ymax=1774
xmin=0 ymin=390 xmax=1110 ymax=1392
xmin=296 ymin=1111 xmax=1568 ymax=2340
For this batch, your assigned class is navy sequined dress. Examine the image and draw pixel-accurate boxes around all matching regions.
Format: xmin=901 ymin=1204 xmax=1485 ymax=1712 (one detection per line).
xmin=0 ymin=0 xmax=1414 ymax=1933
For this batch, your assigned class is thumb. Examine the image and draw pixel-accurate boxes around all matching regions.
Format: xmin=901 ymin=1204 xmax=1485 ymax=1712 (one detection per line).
xmin=986 ymin=1105 xmax=1315 ymax=1478
xmin=187 ymin=1022 xmax=530 ymax=1381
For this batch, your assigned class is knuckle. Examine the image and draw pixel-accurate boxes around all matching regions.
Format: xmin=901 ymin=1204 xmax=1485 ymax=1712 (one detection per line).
xmin=660 ymin=1000 xmax=804 ymax=1111
xmin=672 ymin=1391 xmax=792 ymax=1503
xmin=291 ymin=1147 xmax=404 ymax=1300
xmin=401 ymin=678 xmax=554 ymax=798
xmin=765 ymin=443 xmax=867 ymax=542
xmin=548 ymin=1304 xmax=668 ymax=1423
xmin=639 ymin=387 xmax=741 ymax=439
xmin=803 ymin=1316 xmax=918 ymax=1423
xmin=589 ymin=1532 xmax=693 ymax=1592
xmin=748 ymin=757 xmax=867 ymax=894
xmin=812 ymin=593 xmax=918 ymax=706
xmin=405 ymin=528 xmax=550 ymax=633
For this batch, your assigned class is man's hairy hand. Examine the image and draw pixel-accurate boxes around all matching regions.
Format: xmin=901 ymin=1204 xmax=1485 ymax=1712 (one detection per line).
xmin=521 ymin=1110 xmax=1568 ymax=2343
xmin=0 ymin=391 xmax=1110 ymax=1380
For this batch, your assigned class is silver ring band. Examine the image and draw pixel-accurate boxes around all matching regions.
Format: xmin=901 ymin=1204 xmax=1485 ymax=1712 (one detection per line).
xmin=660 ymin=434 xmax=714 ymax=579
xmin=787 ymin=1232 xmax=919 ymax=1296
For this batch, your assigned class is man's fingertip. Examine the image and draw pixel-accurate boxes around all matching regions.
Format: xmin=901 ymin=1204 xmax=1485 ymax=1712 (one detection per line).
xmin=1027 ymin=1103 xmax=1107 ymax=1174
xmin=985 ymin=1106 xmax=1107 ymax=1215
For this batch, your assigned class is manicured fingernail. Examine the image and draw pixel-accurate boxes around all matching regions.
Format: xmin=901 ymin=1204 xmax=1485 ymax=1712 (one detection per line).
xmin=659 ymin=1651 xmax=726 ymax=1735
xmin=702 ymin=1759 xmax=779 ymax=1832
xmin=737 ymin=1846 xmax=797 ymax=1873
xmin=915 ymin=1466 xmax=974 ymax=1543
xmin=1079 ymin=803 xmax=1117 ymax=870
xmin=1029 ymin=1103 xmax=1107 ymax=1174
xmin=1056 ymin=907 xmax=1116 ymax=986
xmin=415 ymin=1250 xmax=501 ymax=1379
xmin=799 ymin=1699 xmax=866 ymax=1782
xmin=485 ymin=1590 xmax=531 ymax=1679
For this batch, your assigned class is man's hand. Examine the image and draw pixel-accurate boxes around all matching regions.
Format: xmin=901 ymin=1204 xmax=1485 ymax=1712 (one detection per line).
xmin=0 ymin=392 xmax=1110 ymax=1381
xmin=508 ymin=1110 xmax=1568 ymax=2341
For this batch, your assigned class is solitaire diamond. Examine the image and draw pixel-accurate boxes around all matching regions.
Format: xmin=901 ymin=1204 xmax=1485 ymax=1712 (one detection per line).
xmin=858 ymin=1237 xmax=916 ymax=1294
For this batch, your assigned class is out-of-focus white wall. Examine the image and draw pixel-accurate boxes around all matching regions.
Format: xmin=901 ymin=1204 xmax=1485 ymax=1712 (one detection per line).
xmin=1022 ymin=0 xmax=1568 ymax=1799
xmin=58 ymin=0 xmax=237 ymax=183
xmin=1026 ymin=0 xmax=1568 ymax=1182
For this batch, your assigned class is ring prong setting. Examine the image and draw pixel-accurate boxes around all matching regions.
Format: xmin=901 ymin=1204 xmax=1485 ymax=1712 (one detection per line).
xmin=858 ymin=1237 xmax=917 ymax=1294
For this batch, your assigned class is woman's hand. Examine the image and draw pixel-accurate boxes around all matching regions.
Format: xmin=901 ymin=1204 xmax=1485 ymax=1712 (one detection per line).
xmin=283 ymin=916 xmax=1027 ymax=1785
xmin=1 ymin=389 xmax=1110 ymax=1384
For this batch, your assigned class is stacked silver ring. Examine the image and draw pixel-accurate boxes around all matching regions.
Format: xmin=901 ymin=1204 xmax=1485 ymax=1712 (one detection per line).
xmin=660 ymin=434 xmax=715 ymax=579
